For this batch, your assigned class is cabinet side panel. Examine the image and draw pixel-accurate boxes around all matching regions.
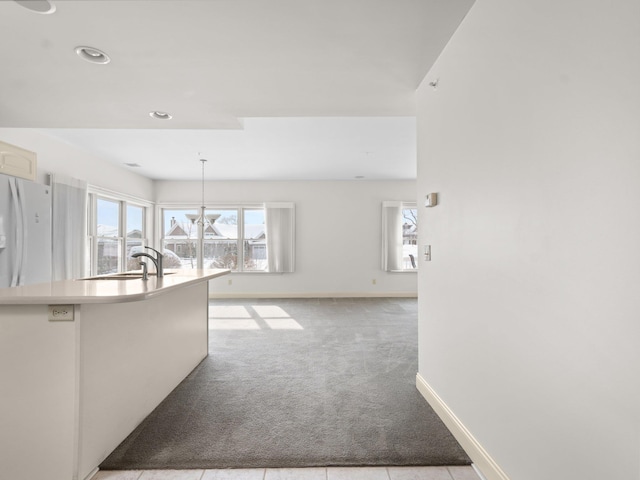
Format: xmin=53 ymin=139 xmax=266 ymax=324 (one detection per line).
xmin=78 ymin=282 xmax=208 ymax=478
xmin=0 ymin=305 xmax=76 ymax=480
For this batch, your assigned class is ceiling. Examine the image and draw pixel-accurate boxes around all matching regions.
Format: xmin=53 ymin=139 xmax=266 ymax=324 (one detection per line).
xmin=0 ymin=0 xmax=474 ymax=180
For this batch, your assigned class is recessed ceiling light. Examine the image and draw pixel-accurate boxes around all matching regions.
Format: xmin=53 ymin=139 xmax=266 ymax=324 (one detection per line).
xmin=13 ymin=0 xmax=56 ymax=14
xmin=75 ymin=46 xmax=110 ymax=65
xmin=149 ymin=111 xmax=172 ymax=120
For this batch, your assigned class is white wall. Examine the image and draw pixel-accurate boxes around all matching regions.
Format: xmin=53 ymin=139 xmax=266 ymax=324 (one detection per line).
xmin=0 ymin=129 xmax=153 ymax=199
xmin=416 ymin=1 xmax=640 ymax=479
xmin=0 ymin=129 xmax=415 ymax=296
xmin=156 ymin=180 xmax=417 ymax=297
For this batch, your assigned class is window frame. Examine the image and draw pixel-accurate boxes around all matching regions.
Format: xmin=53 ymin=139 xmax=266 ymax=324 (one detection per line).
xmin=382 ymin=200 xmax=418 ymax=273
xmin=87 ymin=187 xmax=153 ymax=276
xmin=400 ymin=203 xmax=418 ymax=271
xmin=157 ymin=203 xmax=267 ymax=273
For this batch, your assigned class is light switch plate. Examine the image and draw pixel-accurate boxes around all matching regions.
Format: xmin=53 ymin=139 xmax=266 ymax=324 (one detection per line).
xmin=48 ymin=305 xmax=74 ymax=321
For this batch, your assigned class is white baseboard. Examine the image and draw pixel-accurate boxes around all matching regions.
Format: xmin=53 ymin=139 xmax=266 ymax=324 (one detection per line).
xmin=209 ymin=292 xmax=417 ymax=299
xmin=416 ymin=373 xmax=510 ymax=480
xmin=82 ymin=467 xmax=98 ymax=480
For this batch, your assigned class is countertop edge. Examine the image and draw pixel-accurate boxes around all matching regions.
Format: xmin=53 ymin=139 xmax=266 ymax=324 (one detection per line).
xmin=0 ymin=269 xmax=231 ymax=305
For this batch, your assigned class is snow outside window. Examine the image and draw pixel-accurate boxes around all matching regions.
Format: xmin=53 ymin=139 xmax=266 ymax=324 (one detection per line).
xmin=161 ymin=207 xmax=268 ymax=272
xmin=382 ymin=201 xmax=417 ymax=272
xmin=88 ymin=191 xmax=150 ymax=276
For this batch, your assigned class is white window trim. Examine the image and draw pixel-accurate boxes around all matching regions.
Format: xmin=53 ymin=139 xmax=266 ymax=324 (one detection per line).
xmin=157 ymin=203 xmax=270 ymax=273
xmin=88 ymin=186 xmax=153 ymax=276
xmin=382 ymin=201 xmax=418 ymax=273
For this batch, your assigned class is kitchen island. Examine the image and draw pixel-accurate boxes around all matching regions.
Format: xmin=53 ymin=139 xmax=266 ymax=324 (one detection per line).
xmin=0 ymin=269 xmax=229 ymax=480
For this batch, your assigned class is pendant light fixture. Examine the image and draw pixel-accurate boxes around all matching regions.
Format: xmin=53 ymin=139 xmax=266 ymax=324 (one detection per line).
xmin=186 ymin=158 xmax=220 ymax=269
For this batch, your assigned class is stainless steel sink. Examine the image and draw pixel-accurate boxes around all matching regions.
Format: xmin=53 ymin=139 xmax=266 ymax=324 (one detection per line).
xmin=80 ymin=271 xmax=175 ymax=280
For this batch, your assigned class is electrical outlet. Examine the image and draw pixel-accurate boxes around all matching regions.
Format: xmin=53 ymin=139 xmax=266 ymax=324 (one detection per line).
xmin=228 ymin=279 xmax=232 ymax=285
xmin=372 ymin=279 xmax=377 ymax=285
xmin=48 ymin=305 xmax=74 ymax=321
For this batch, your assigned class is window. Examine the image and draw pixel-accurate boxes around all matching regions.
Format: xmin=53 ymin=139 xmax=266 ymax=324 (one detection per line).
xmin=88 ymin=191 xmax=150 ymax=276
xmin=95 ymin=197 xmax=120 ymax=275
xmin=401 ymin=205 xmax=418 ymax=269
xmin=160 ymin=206 xmax=267 ymax=272
xmin=125 ymin=204 xmax=145 ymax=270
xmin=382 ymin=201 xmax=417 ymax=271
xmin=162 ymin=208 xmax=199 ymax=268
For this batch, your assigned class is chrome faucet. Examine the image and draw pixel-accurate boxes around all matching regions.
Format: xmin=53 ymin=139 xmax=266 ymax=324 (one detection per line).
xmin=132 ymin=246 xmax=164 ymax=277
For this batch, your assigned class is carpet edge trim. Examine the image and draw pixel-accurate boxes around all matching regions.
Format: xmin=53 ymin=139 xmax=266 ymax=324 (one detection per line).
xmin=415 ymin=373 xmax=510 ymax=480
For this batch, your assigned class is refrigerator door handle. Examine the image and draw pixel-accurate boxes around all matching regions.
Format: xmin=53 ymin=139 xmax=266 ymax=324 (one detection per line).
xmin=17 ymin=180 xmax=28 ymax=286
xmin=0 ymin=217 xmax=5 ymax=249
xmin=9 ymin=178 xmax=24 ymax=287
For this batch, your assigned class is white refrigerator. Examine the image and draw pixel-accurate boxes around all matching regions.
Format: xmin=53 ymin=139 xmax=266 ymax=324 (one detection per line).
xmin=0 ymin=173 xmax=52 ymax=288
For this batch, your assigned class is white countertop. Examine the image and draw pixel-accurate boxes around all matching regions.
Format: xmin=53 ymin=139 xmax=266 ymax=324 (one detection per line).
xmin=0 ymin=269 xmax=230 ymax=305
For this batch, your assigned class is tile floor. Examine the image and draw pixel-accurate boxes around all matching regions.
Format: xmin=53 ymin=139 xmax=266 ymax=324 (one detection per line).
xmin=92 ymin=466 xmax=482 ymax=480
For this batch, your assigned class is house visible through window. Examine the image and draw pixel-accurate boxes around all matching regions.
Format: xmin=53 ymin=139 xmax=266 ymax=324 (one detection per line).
xmin=95 ymin=197 xmax=120 ymax=275
xmin=125 ymin=205 xmax=144 ymax=270
xmin=161 ymin=207 xmax=266 ymax=272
